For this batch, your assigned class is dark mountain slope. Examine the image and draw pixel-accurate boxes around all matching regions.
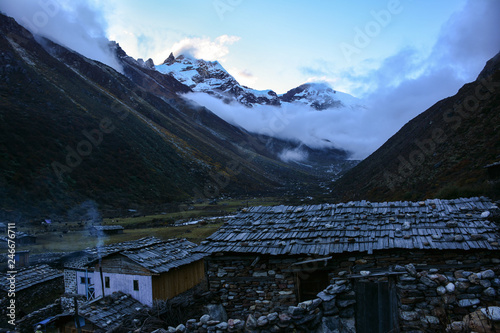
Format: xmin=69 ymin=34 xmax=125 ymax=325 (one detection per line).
xmin=332 ymin=52 xmax=500 ymax=202
xmin=0 ymin=14 xmax=326 ymax=217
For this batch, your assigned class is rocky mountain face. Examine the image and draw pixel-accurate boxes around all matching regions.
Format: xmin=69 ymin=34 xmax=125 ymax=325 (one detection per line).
xmin=0 ymin=13 xmax=349 ymax=218
xmin=332 ymin=52 xmax=500 ymax=202
xmin=155 ymin=53 xmax=362 ymax=111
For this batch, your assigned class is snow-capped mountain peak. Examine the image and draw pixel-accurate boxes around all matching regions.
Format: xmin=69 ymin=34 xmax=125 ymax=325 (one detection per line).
xmin=155 ymin=53 xmax=363 ymax=111
xmin=156 ymin=53 xmax=280 ymax=107
xmin=280 ymin=82 xmax=362 ymax=111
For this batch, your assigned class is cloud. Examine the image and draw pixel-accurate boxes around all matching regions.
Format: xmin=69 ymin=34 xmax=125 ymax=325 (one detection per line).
xmin=185 ymin=92 xmax=382 ymax=160
xmin=0 ymin=0 xmax=123 ymax=73
xmin=171 ymin=35 xmax=241 ymax=61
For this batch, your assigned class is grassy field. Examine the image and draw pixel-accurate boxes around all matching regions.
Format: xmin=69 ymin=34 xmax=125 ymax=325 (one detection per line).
xmin=23 ymin=222 xmax=224 ymax=254
xmin=20 ymin=197 xmax=281 ymax=254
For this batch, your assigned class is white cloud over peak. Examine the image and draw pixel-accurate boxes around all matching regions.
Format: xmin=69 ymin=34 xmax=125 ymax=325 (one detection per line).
xmin=171 ymin=35 xmax=241 ymax=61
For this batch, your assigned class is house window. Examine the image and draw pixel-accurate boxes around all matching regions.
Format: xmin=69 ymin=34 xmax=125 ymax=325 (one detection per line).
xmin=80 ymin=277 xmax=91 ymax=284
xmin=133 ymin=280 xmax=139 ymax=291
xmin=105 ymin=276 xmax=110 ymax=288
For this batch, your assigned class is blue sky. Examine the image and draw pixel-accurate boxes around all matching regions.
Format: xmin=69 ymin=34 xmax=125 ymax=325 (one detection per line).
xmin=1 ymin=0 xmax=499 ymax=157
xmin=100 ymin=0 xmax=468 ymax=93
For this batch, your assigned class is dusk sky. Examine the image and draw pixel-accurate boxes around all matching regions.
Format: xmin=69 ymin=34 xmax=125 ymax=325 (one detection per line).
xmin=1 ymin=0 xmax=499 ymax=157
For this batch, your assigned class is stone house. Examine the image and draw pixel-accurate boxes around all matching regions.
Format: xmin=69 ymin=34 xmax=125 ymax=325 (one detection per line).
xmin=46 ymin=291 xmax=148 ymax=332
xmin=89 ymin=224 xmax=124 ymax=236
xmin=0 ymin=264 xmax=64 ymax=327
xmin=197 ymin=197 xmax=500 ymax=332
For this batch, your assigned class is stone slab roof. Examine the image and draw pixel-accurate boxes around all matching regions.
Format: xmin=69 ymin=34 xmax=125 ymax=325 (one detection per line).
xmin=197 ymin=197 xmax=499 ymax=256
xmin=116 ymin=238 xmax=206 ymax=273
xmin=0 ymin=264 xmax=62 ymax=292
xmin=79 ymin=291 xmax=148 ymax=331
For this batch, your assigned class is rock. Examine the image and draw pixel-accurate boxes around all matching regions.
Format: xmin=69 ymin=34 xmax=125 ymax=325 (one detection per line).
xmin=252 ymin=271 xmax=267 ymax=277
xmin=481 ymin=211 xmax=491 ymax=218
xmin=319 ymin=316 xmax=340 ymax=333
xmin=465 ymin=309 xmax=499 ymax=332
xmin=468 ymin=273 xmax=480 ymax=284
xmin=339 ymin=318 xmax=356 ymax=332
xmin=480 ymin=306 xmax=500 ymax=322
xmin=420 ymin=276 xmax=438 ymax=287
xmin=327 ymin=283 xmax=347 ymax=294
xmin=446 ymin=282 xmax=455 ymax=293
xmin=449 ymin=321 xmax=465 ymax=331
xmin=257 ymin=316 xmax=268 ymax=327
xmin=458 ymin=298 xmax=480 ymax=307
xmin=481 ymin=269 xmax=495 ymax=279
xmin=205 ymin=304 xmax=228 ymax=322
xmin=317 ymin=291 xmax=335 ymax=302
xmin=467 ymin=285 xmax=483 ymax=293
xmin=246 ymin=314 xmax=257 ymax=329
xmin=337 ymin=299 xmax=356 ymax=308
xmin=288 ymin=306 xmax=305 ymax=316
xmin=437 ymin=286 xmax=446 ymax=295
xmin=360 ymin=270 xmax=370 ymax=276
xmin=393 ymin=265 xmax=406 ymax=272
xmin=200 ymin=314 xmax=211 ymax=324
xmin=267 ymin=312 xmax=278 ymax=323
xmin=175 ymin=324 xmax=186 ymax=332
xmin=322 ymin=299 xmax=339 ymax=315
xmin=483 ymin=287 xmax=496 ymax=297
xmin=339 ymin=306 xmax=355 ymax=318
xmin=421 ymin=315 xmax=440 ymax=325
xmin=215 ymin=322 xmax=227 ymax=330
xmin=405 ymin=263 xmax=417 ymax=276
xmin=400 ymin=311 xmax=419 ymax=321
xmin=278 ymin=313 xmax=291 ymax=327
xmin=479 ymin=279 xmax=491 ymax=288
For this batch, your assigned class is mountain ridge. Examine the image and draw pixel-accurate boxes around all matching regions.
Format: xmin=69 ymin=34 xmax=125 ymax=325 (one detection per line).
xmin=331 ymin=51 xmax=500 ymax=202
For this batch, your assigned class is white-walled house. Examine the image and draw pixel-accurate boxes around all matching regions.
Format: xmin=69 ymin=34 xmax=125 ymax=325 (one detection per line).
xmin=61 ymin=237 xmax=166 ymax=301
xmin=81 ymin=238 xmax=206 ymax=306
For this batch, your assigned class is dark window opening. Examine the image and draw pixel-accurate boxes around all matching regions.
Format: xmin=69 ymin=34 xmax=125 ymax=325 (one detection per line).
xmin=133 ymin=280 xmax=139 ymax=291
xmin=105 ymin=276 xmax=110 ymax=288
xmin=80 ymin=277 xmax=91 ymax=284
xmin=297 ymin=270 xmax=329 ymax=302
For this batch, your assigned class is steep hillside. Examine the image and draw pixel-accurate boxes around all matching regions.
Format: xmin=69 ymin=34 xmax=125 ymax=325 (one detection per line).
xmin=332 ymin=52 xmax=500 ymax=202
xmin=0 ymin=14 xmax=331 ymax=218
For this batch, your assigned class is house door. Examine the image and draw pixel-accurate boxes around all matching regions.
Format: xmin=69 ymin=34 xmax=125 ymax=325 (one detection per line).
xmin=355 ymin=279 xmax=399 ymax=333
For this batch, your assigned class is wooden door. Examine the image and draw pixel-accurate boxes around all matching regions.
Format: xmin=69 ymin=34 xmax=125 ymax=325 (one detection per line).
xmin=355 ymin=279 xmax=399 ymax=333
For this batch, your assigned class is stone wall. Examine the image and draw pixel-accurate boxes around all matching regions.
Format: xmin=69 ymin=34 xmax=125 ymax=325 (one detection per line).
xmin=199 ymin=250 xmax=500 ymax=332
xmin=206 ymin=256 xmax=298 ymax=319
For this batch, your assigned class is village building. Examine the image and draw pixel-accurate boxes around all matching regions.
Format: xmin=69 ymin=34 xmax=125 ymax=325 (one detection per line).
xmin=60 ymin=237 xmax=163 ymax=301
xmin=38 ymin=291 xmax=148 ymax=332
xmin=90 ymin=238 xmax=206 ymax=306
xmin=0 ymin=264 xmax=64 ymax=327
xmin=61 ymin=237 xmax=206 ymax=307
xmin=197 ymin=197 xmax=500 ymax=332
xmin=89 ymin=224 xmax=124 ymax=236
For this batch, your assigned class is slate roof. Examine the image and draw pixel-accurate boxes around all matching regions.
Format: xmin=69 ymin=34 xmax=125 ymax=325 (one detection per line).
xmin=0 ymin=264 xmax=63 ymax=292
xmin=62 ymin=236 xmax=165 ymax=268
xmin=197 ymin=197 xmax=500 ymax=255
xmin=112 ymin=238 xmax=206 ymax=274
xmin=91 ymin=225 xmax=124 ymax=231
xmin=78 ymin=291 xmax=148 ymax=331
